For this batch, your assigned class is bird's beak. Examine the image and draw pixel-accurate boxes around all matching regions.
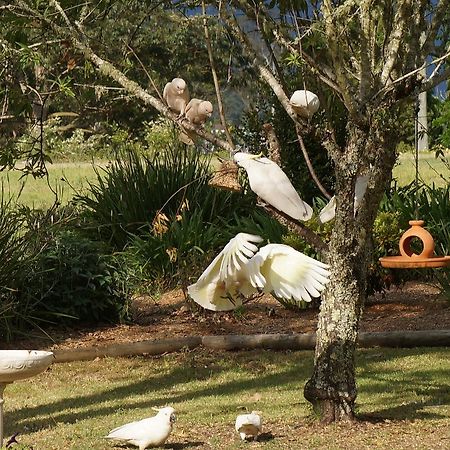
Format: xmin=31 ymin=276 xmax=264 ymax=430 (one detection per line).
xmin=170 ymin=414 xmax=177 ymax=423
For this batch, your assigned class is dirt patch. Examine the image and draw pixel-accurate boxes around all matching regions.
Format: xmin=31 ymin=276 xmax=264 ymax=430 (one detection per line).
xmin=4 ymin=281 xmax=449 ymax=351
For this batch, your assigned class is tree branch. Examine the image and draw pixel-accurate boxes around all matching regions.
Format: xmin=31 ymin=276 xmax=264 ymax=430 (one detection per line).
xmin=380 ymin=0 xmax=412 ymax=86
xmin=202 ymin=1 xmax=234 ymax=149
xmin=37 ymin=0 xmax=234 ymax=153
xmin=262 ymin=204 xmax=328 ymax=254
xmin=295 ymin=124 xmax=332 ymax=199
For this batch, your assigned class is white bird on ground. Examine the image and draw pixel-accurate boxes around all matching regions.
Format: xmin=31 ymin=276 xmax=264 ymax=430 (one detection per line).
xmin=188 ymin=233 xmax=330 ymax=311
xmin=105 ymin=406 xmax=176 ymax=450
xmin=163 ymin=78 xmax=190 ymax=117
xmin=233 ymin=152 xmax=313 ymax=221
xmin=289 ymin=89 xmax=320 ymax=118
xmin=235 ymin=411 xmax=262 ymax=441
xmin=318 ymin=175 xmax=369 ymax=223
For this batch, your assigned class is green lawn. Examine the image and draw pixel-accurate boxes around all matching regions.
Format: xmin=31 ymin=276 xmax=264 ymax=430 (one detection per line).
xmin=3 ymin=348 xmax=449 ymax=449
xmin=393 ymin=151 xmax=449 ymax=188
xmin=0 ymin=151 xmax=448 ymax=209
xmin=0 ymin=162 xmax=103 ymax=209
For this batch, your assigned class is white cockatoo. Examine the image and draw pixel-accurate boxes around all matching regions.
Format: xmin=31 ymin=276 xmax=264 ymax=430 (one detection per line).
xmin=188 ymin=233 xmax=330 ymax=310
xmin=187 ymin=233 xmax=263 ymax=311
xmin=185 ymin=98 xmax=213 ymax=125
xmin=105 ymin=407 xmax=176 ymax=450
xmin=233 ymin=152 xmax=313 ymax=222
xmin=245 ymin=243 xmax=331 ymax=303
xmin=289 ymin=89 xmax=320 ymax=118
xmin=163 ymin=78 xmax=190 ymax=117
xmin=235 ymin=411 xmax=262 ymax=441
xmin=318 ymin=175 xmax=369 ymax=223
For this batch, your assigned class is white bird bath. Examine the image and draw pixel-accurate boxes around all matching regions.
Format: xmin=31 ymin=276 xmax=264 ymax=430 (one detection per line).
xmin=0 ymin=350 xmax=54 ymax=446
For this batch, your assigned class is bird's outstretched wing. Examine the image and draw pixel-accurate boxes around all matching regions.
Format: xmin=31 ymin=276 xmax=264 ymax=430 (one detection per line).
xmin=187 ymin=233 xmax=263 ymax=311
xmin=246 ymin=244 xmax=330 ymax=302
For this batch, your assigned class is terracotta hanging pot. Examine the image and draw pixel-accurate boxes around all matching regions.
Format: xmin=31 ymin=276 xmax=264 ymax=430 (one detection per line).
xmin=379 ymin=220 xmax=450 ymax=268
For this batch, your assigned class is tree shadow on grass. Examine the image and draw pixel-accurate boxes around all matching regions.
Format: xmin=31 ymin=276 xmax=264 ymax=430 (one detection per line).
xmin=356 ymin=348 xmax=450 ymax=421
xmin=5 ymin=350 xmax=312 ymax=434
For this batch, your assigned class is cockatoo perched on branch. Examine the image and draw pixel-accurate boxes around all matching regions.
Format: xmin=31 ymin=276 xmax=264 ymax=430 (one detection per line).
xmin=289 ymin=89 xmax=320 ymax=118
xmin=163 ymin=78 xmax=190 ymax=117
xmin=234 ymin=152 xmax=313 ymax=222
xmin=318 ymin=175 xmax=369 ymax=223
xmin=185 ymin=98 xmax=213 ymax=125
xmin=235 ymin=411 xmax=262 ymax=441
xmin=187 ymin=233 xmax=330 ymax=311
xmin=105 ymin=407 xmax=176 ymax=450
xmin=179 ymin=99 xmax=214 ymax=145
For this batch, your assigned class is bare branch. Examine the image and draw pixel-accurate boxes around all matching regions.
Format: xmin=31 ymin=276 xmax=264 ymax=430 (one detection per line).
xmin=422 ymin=0 xmax=450 ymax=58
xmin=262 ymin=204 xmax=328 ymax=254
xmin=202 ymin=1 xmax=234 ymax=149
xmin=358 ymin=1 xmax=373 ymax=101
xmin=321 ymin=1 xmax=359 ymax=117
xmin=295 ymin=124 xmax=332 ymax=200
xmin=373 ymin=47 xmax=450 ymax=101
xmin=380 ymin=0 xmax=412 ymax=86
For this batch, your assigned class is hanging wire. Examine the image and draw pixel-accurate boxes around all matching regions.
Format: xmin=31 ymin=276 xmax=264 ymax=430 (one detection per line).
xmin=414 ymin=97 xmax=420 ymax=220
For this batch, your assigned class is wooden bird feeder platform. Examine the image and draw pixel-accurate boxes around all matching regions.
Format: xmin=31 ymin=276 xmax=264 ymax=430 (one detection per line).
xmin=379 ymin=220 xmax=450 ymax=269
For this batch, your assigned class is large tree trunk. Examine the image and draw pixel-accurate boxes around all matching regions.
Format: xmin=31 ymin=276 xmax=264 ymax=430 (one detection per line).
xmin=304 ymin=124 xmax=395 ymax=422
xmin=303 ymin=241 xmax=368 ymax=422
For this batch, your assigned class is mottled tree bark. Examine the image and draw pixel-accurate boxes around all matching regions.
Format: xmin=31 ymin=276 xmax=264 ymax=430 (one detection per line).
xmin=304 ymin=122 xmax=397 ymax=422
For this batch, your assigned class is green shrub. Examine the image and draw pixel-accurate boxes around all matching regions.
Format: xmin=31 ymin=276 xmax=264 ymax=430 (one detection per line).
xmin=75 ymin=144 xmax=255 ymax=249
xmin=0 ymin=195 xmax=30 ymax=340
xmin=21 ymin=230 xmax=130 ymax=324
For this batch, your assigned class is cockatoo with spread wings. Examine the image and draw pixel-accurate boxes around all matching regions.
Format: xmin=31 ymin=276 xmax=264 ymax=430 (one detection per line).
xmin=235 ymin=411 xmax=262 ymax=441
xmin=163 ymin=78 xmax=190 ymax=117
xmin=319 ymin=175 xmax=369 ymax=223
xmin=188 ymin=233 xmax=330 ymax=310
xmin=234 ymin=152 xmax=313 ymax=222
xmin=289 ymin=89 xmax=320 ymax=118
xmin=105 ymin=407 xmax=176 ymax=450
xmin=188 ymin=233 xmax=263 ymax=311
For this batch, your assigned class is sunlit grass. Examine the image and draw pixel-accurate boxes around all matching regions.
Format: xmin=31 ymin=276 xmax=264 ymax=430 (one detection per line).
xmin=1 ymin=150 xmax=448 ymax=210
xmin=0 ymin=162 xmax=103 ymax=209
xmin=393 ymin=151 xmax=449 ymax=187
xmin=3 ymin=348 xmax=449 ymax=449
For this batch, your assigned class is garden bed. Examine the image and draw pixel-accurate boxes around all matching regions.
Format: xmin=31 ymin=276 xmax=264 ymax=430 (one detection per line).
xmin=5 ymin=281 xmax=449 ymax=352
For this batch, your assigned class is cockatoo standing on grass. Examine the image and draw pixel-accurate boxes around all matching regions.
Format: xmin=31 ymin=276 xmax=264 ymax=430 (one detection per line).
xmin=289 ymin=89 xmax=320 ymax=118
xmin=234 ymin=152 xmax=313 ymax=222
xmin=235 ymin=411 xmax=262 ymax=441
xmin=163 ymin=78 xmax=190 ymax=117
xmin=105 ymin=406 xmax=176 ymax=450
xmin=188 ymin=233 xmax=330 ymax=310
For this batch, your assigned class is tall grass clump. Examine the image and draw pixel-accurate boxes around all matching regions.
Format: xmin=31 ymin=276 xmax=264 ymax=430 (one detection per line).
xmin=0 ymin=193 xmax=31 ymax=340
xmin=75 ymin=144 xmax=250 ymax=248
